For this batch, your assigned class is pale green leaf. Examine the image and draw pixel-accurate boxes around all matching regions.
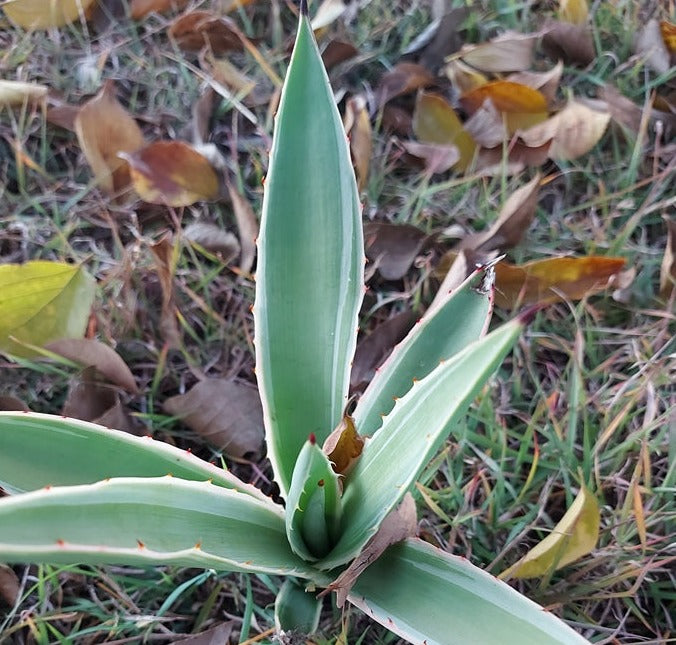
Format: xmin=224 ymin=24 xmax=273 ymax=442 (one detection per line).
xmin=0 ymin=477 xmax=321 ymax=580
xmin=0 ymin=261 xmax=96 ymax=358
xmin=353 ymin=268 xmax=493 ymax=437
xmin=349 ymin=538 xmax=590 ymax=645
xmin=321 ymin=319 xmax=522 ymax=569
xmin=253 ymin=12 xmax=363 ymax=496
xmin=275 ymin=578 xmax=323 ymax=635
xmin=0 ymin=412 xmax=270 ymax=502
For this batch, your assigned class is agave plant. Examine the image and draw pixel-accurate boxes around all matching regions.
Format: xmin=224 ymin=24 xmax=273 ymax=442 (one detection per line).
xmin=0 ymin=6 xmax=589 ymax=644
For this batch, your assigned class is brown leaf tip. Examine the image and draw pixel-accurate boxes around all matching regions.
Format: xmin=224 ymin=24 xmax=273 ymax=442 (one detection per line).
xmin=137 ymin=540 xmax=146 ymax=549
xmin=300 ymin=0 xmax=308 ymax=15
xmin=309 ymin=432 xmax=316 ymax=445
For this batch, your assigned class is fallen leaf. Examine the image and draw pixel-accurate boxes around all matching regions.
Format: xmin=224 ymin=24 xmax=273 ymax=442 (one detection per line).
xmin=321 ymin=39 xmax=359 ymax=69
xmin=204 ymin=55 xmax=257 ymax=99
xmin=350 ymin=310 xmax=416 ymax=388
xmin=413 ymin=91 xmax=477 ymax=171
xmin=184 ymin=222 xmax=240 ymax=263
xmin=462 ymin=99 xmax=507 ymax=148
xmin=542 ymin=20 xmax=595 ymax=67
xmin=500 ymin=485 xmax=600 ymax=579
xmin=659 ymin=216 xmax=675 ymax=298
xmin=121 ymin=141 xmax=219 ymax=206
xmin=89 ymin=0 xmax=127 ymax=34
xmin=507 ymin=61 xmax=564 ymax=106
xmin=169 ymin=11 xmax=243 ymax=55
xmin=382 ymin=105 xmax=413 ymax=136
xmin=45 ymin=338 xmax=139 ymax=394
xmin=130 ymin=0 xmax=190 ymax=20
xmin=2 ymin=0 xmax=96 ymax=28
xmin=635 ymin=20 xmax=671 ymax=75
xmin=344 ymin=95 xmax=372 ymax=191
xmin=227 ymin=182 xmax=259 ymax=275
xmin=0 ymin=565 xmax=20 ymax=606
xmin=75 ymin=81 xmax=146 ymax=195
xmin=93 ymin=398 xmax=146 ymax=436
xmin=444 ymin=59 xmax=489 ymax=94
xmin=172 ymin=622 xmax=235 ymax=645
xmin=400 ymin=140 xmax=460 ymax=175
xmin=519 ymin=99 xmax=610 ymax=160
xmin=0 ymin=80 xmax=47 ymax=106
xmin=475 ymin=139 xmax=552 ymax=173
xmin=0 ymin=261 xmax=95 ymax=359
xmin=323 ymin=415 xmax=365 ymax=476
xmin=415 ymin=7 xmax=469 ymax=71
xmin=149 ymin=234 xmax=181 ymax=349
xmin=461 ymin=81 xmax=549 ymax=134
xmin=190 ymin=86 xmax=215 ymax=145
xmin=364 ymin=222 xmax=429 ymax=281
xmin=164 ymin=379 xmax=264 ymax=458
xmin=323 ymin=493 xmax=417 ymax=607
xmin=661 ymin=21 xmax=676 ymax=55
xmin=311 ymin=0 xmax=346 ymax=31
xmin=63 ymin=366 xmax=118 ymax=422
xmin=457 ymin=31 xmax=538 ymax=72
xmin=598 ymin=85 xmax=643 ymax=135
xmin=46 ymin=98 xmax=79 ymax=131
xmin=376 ymin=63 xmax=435 ymax=108
xmin=458 ymin=173 xmax=542 ymax=252
xmin=0 ymin=396 xmax=30 ymax=411
xmin=491 ymin=255 xmax=627 ymax=307
xmin=559 ymin=0 xmax=588 ymax=25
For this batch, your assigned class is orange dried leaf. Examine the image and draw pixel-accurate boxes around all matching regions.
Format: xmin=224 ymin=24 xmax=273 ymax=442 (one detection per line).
xmin=122 ymin=141 xmax=219 ymax=206
xmin=376 ymin=63 xmax=435 ymax=108
xmin=661 ymin=21 xmax=676 ymax=54
xmin=2 ymin=0 xmax=96 ymax=28
xmin=74 ymin=81 xmax=145 ymax=195
xmin=323 ymin=415 xmax=365 ymax=476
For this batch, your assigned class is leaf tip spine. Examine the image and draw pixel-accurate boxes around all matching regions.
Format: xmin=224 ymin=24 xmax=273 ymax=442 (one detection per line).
xmin=300 ymin=0 xmax=308 ymax=15
xmin=137 ymin=540 xmax=146 ymax=549
xmin=309 ymin=432 xmax=316 ymax=445
xmin=194 ymin=541 xmax=202 ymax=550
xmin=56 ymin=539 xmax=65 ymax=546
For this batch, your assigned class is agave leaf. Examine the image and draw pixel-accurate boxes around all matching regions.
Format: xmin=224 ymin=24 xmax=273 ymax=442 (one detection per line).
xmin=349 ymin=538 xmax=589 ymax=645
xmin=321 ymin=319 xmax=522 ymax=569
xmin=0 ymin=477 xmax=323 ymax=580
xmin=275 ymin=578 xmax=323 ymax=635
xmin=286 ymin=438 xmax=342 ymax=561
xmin=0 ymin=412 xmax=269 ymax=502
xmin=253 ymin=11 xmax=364 ymax=496
xmin=353 ymin=268 xmax=493 ymax=437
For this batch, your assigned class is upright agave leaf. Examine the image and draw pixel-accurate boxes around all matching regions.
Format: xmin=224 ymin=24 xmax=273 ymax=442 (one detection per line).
xmin=254 ymin=8 xmax=364 ymax=496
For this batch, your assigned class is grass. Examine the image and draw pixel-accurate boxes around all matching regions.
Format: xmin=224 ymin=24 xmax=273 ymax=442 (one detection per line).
xmin=1 ymin=0 xmax=675 ymax=642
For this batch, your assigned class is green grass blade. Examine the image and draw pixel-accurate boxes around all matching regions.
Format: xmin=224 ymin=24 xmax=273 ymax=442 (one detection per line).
xmin=349 ymin=539 xmax=589 ymax=645
xmin=0 ymin=412 xmax=270 ymax=502
xmin=253 ymin=12 xmax=364 ymax=496
xmin=0 ymin=477 xmax=321 ymax=579
xmin=353 ymin=268 xmax=494 ymax=437
xmin=321 ymin=319 xmax=523 ymax=569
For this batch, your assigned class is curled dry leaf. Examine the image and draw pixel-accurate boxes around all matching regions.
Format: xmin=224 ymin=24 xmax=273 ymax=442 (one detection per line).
xmin=444 ymin=59 xmax=488 ymax=94
xmin=226 ymin=182 xmax=259 ymax=275
xmin=0 ymin=80 xmax=47 ymax=106
xmin=184 ymin=222 xmax=240 ymax=263
xmin=323 ymin=493 xmax=417 ymax=607
xmin=400 ymin=140 xmax=460 ymax=175
xmin=463 ymin=99 xmax=507 ymax=148
xmin=659 ymin=216 xmax=676 ymax=298
xmin=0 ymin=396 xmax=30 ymax=412
xmin=2 ymin=0 xmax=96 ymax=28
xmin=149 ymin=234 xmax=181 ymax=349
xmin=500 ymin=485 xmax=600 ymax=579
xmin=321 ymin=39 xmax=359 ymax=69
xmin=0 ymin=564 xmax=20 ymax=606
xmin=376 ymin=63 xmax=435 ymax=108
xmin=45 ymin=338 xmax=139 ymax=394
xmin=598 ymin=85 xmax=643 ymax=134
xmin=507 ymin=61 xmax=564 ymax=106
xmin=635 ymin=20 xmax=671 ymax=76
xmin=413 ymin=92 xmax=476 ymax=171
xmin=93 ymin=398 xmax=146 ymax=436
xmin=519 ymin=99 xmax=610 ymax=161
xmin=559 ymin=0 xmax=588 ymax=25
xmin=542 ymin=20 xmax=595 ymax=67
xmin=344 ymin=95 xmax=372 ymax=191
xmin=382 ymin=104 xmax=413 ymax=136
xmin=364 ymin=222 xmax=429 ymax=281
xmin=130 ymin=0 xmax=189 ymax=20
xmin=457 ymin=31 xmax=538 ymax=72
xmin=164 ymin=378 xmax=264 ymax=458
xmin=169 ymin=11 xmax=243 ymax=55
xmin=63 ymin=365 xmax=117 ymax=422
xmin=121 ymin=141 xmax=219 ymax=206
xmin=323 ymin=415 xmax=365 ymax=476
xmin=75 ymin=81 xmax=145 ymax=195
xmin=458 ymin=173 xmax=542 ymax=252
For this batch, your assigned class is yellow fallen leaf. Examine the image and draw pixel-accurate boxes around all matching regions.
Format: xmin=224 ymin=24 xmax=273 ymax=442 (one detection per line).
xmin=2 ymin=0 xmax=96 ymax=28
xmin=500 ymin=485 xmax=600 ymax=579
xmin=343 ymin=95 xmax=372 ymax=191
xmin=559 ymin=0 xmax=588 ymax=25
xmin=0 ymin=80 xmax=48 ymax=106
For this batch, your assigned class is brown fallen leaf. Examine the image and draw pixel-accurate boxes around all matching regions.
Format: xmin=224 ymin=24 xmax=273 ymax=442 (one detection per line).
xmin=46 ymin=98 xmax=80 ymax=131
xmin=0 ymin=564 xmax=20 ymax=606
xmin=598 ymin=85 xmax=643 ymax=135
xmin=559 ymin=0 xmax=588 ymax=25
xmin=323 ymin=415 xmax=365 ymax=476
xmin=413 ymin=92 xmax=476 ymax=171
xmin=659 ymin=216 xmax=676 ymax=298
xmin=2 ymin=0 xmax=96 ymax=28
xmin=636 ymin=20 xmax=671 ymax=76
xmin=0 ymin=80 xmax=48 ymax=106
xmin=150 ymin=234 xmax=182 ymax=349
xmin=89 ymin=0 xmax=127 ymax=34
xmin=121 ymin=141 xmax=219 ymax=207
xmin=457 ymin=31 xmax=539 ymax=73
xmin=169 ymin=10 xmax=243 ymax=55
xmin=458 ymin=173 xmax=542 ymax=252
xmin=190 ymin=86 xmax=215 ymax=146
xmin=0 ymin=395 xmax=30 ymax=412
xmin=661 ymin=21 xmax=676 ymax=56
xmin=130 ymin=0 xmax=190 ymax=20
xmin=463 ymin=99 xmax=507 ymax=148
xmin=45 ymin=338 xmax=138 ymax=394
xmin=518 ymin=99 xmax=610 ymax=161
xmin=344 ymin=95 xmax=372 ymax=191
xmin=351 ymin=310 xmax=417 ymax=389
xmin=500 ymin=485 xmax=600 ymax=579
xmin=415 ymin=7 xmax=469 ymax=71
xmin=75 ymin=81 xmax=146 ymax=196
xmin=322 ymin=493 xmax=417 ymax=607
xmin=364 ymin=222 xmax=429 ymax=281
xmin=321 ymin=39 xmax=359 ymax=69
xmin=204 ymin=54 xmax=257 ymax=100
xmin=93 ymin=398 xmax=146 ymax=435
xmin=542 ymin=19 xmax=595 ymax=67
xmin=475 ymin=139 xmax=552 ymax=173
xmin=172 ymin=622 xmax=235 ymax=645
xmin=184 ymin=222 xmax=240 ymax=263
xmin=507 ymin=61 xmax=564 ymax=106
xmin=164 ymin=378 xmax=264 ymax=458
xmin=63 ymin=366 xmax=118 ymax=422
xmin=444 ymin=59 xmax=489 ymax=94
xmin=226 ymin=182 xmax=259 ymax=275
xmin=400 ymin=140 xmax=460 ymax=175
xmin=376 ymin=63 xmax=435 ymax=108
xmin=382 ymin=105 xmax=413 ymax=136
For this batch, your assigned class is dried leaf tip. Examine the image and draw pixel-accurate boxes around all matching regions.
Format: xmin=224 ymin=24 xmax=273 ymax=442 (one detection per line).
xmin=300 ymin=0 xmax=308 ymax=15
